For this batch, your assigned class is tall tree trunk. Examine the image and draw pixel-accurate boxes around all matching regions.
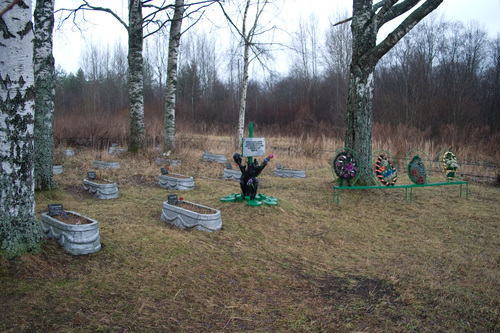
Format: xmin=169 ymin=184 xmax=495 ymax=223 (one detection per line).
xmin=345 ymin=0 xmax=377 ymax=185
xmin=345 ymin=0 xmax=443 ymax=185
xmin=219 ymin=0 xmax=270 ymax=148
xmin=0 ymin=0 xmax=42 ymax=258
xmin=236 ymin=0 xmax=251 ymax=149
xmin=128 ymin=0 xmax=145 ymax=153
xmin=164 ymin=0 xmax=185 ymax=152
xmin=237 ymin=39 xmax=250 ymax=148
xmin=33 ymin=0 xmax=55 ymax=191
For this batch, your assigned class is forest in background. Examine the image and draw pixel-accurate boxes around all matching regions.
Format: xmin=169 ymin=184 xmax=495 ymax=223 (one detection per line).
xmin=53 ymin=13 xmax=500 ymax=158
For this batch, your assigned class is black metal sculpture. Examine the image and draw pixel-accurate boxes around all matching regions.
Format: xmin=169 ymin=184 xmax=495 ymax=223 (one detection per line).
xmin=233 ymin=152 xmax=273 ymax=200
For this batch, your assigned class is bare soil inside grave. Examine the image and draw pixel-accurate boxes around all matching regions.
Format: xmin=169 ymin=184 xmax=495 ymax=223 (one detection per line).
xmin=51 ymin=212 xmax=92 ymax=225
xmin=166 ymin=173 xmax=191 ymax=179
xmin=87 ymin=178 xmax=115 ymax=184
xmin=175 ymin=201 xmax=215 ymax=214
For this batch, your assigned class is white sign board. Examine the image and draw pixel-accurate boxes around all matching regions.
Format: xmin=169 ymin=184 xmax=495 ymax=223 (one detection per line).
xmin=242 ymin=137 xmax=265 ymax=157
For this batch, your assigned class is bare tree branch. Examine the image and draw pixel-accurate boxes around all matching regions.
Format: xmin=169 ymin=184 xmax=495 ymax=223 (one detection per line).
xmin=378 ymin=0 xmax=420 ymax=27
xmin=143 ymin=0 xmax=219 ymax=39
xmin=371 ymin=0 xmax=443 ymax=63
xmin=56 ymin=0 xmax=129 ymax=30
xmin=332 ymin=16 xmax=352 ymax=27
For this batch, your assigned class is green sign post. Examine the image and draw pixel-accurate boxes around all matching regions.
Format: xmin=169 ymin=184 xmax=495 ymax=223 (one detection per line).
xmin=221 ymin=122 xmax=278 ymax=206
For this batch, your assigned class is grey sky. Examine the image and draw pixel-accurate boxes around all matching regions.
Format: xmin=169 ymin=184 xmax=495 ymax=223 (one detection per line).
xmin=53 ymin=0 xmax=500 ymax=74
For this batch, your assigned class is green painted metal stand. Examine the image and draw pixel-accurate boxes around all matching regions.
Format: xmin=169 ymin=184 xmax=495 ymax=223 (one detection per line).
xmin=221 ymin=122 xmax=278 ymax=207
xmin=332 ymin=147 xmax=469 ymax=204
xmin=333 ymin=181 xmax=469 ymax=204
xmin=221 ymin=193 xmax=278 ymax=206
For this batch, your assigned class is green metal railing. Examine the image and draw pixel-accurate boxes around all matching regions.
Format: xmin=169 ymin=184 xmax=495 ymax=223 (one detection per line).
xmin=331 ymin=147 xmax=469 ymax=204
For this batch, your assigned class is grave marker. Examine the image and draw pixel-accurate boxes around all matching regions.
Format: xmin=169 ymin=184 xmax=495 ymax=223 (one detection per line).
xmin=167 ymin=194 xmax=179 ymax=205
xmin=48 ymin=203 xmax=64 ymax=216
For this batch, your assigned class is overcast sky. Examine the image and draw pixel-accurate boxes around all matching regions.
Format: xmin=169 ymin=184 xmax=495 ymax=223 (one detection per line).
xmin=53 ymin=0 xmax=500 ymax=75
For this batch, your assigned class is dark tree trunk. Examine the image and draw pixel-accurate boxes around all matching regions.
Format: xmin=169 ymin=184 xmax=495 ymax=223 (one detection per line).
xmin=34 ymin=0 xmax=55 ymax=190
xmin=345 ymin=0 xmax=443 ymax=185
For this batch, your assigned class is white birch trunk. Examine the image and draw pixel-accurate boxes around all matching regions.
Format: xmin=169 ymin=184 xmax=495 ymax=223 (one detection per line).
xmin=237 ymin=41 xmax=250 ymax=149
xmin=163 ymin=0 xmax=185 ymax=152
xmin=0 ymin=0 xmax=42 ymax=258
xmin=128 ymin=0 xmax=145 ymax=152
xmin=34 ymin=0 xmax=55 ymax=190
xmin=236 ymin=0 xmax=251 ymax=149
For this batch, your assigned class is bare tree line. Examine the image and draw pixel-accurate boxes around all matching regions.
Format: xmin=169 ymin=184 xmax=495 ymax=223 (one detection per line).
xmin=55 ymin=13 xmax=500 ymax=138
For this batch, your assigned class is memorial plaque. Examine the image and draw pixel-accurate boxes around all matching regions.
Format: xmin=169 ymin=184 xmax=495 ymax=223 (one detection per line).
xmin=161 ymin=167 xmax=169 ymax=174
xmin=167 ymin=194 xmax=178 ymax=205
xmin=87 ymin=171 xmax=96 ymax=179
xmin=242 ymin=137 xmax=265 ymax=157
xmin=48 ymin=203 xmax=64 ymax=216
xmin=225 ymin=162 xmax=232 ymax=169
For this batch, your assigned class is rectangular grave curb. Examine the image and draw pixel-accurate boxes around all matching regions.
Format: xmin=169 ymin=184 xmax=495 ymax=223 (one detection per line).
xmin=273 ymin=168 xmax=306 ymax=178
xmin=83 ymin=179 xmax=119 ymax=199
xmin=92 ymin=160 xmax=120 ymax=169
xmin=202 ymin=152 xmax=227 ymax=163
xmin=158 ymin=174 xmax=194 ymax=190
xmin=161 ymin=200 xmax=222 ymax=232
xmin=223 ymin=168 xmax=242 ymax=181
xmin=40 ymin=211 xmax=101 ymax=255
xmin=109 ymin=147 xmax=126 ymax=155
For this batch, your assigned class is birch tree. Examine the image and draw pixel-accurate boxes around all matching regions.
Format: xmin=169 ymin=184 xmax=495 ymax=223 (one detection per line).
xmin=219 ymin=0 xmax=273 ymax=148
xmin=59 ymin=0 xmax=218 ymax=152
xmin=0 ymin=0 xmax=42 ymax=258
xmin=164 ymin=0 xmax=185 ymax=152
xmin=34 ymin=0 xmax=55 ymax=190
xmin=345 ymin=0 xmax=443 ymax=185
xmin=59 ymin=0 xmax=148 ymax=152
xmin=128 ymin=0 xmax=145 ymax=152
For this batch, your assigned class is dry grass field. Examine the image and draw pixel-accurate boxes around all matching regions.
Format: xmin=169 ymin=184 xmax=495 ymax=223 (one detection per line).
xmin=1 ymin=132 xmax=499 ymax=332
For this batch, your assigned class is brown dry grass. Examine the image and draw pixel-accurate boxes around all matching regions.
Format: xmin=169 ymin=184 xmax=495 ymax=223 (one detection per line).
xmin=1 ymin=133 xmax=499 ymax=332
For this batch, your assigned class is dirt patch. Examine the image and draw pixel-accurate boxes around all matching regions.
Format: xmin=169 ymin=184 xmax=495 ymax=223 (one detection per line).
xmin=174 ymin=201 xmax=217 ymax=215
xmin=85 ymin=178 xmax=115 ymax=184
xmin=63 ymin=183 xmax=86 ymax=199
xmin=49 ymin=212 xmax=92 ymax=225
xmin=163 ymin=173 xmax=192 ymax=179
xmin=316 ymin=275 xmax=400 ymax=306
xmin=120 ymin=174 xmax=157 ymax=187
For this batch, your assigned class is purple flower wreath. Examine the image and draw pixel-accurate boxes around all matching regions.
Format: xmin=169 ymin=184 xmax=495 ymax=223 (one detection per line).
xmin=334 ymin=152 xmax=359 ymax=181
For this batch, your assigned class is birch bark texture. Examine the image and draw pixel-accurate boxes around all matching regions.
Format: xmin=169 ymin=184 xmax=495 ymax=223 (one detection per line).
xmin=237 ymin=0 xmax=252 ymax=149
xmin=0 ymin=0 xmax=42 ymax=258
xmin=57 ymin=1 xmax=146 ymax=152
xmin=346 ymin=0 xmax=443 ymax=185
xmin=128 ymin=0 xmax=145 ymax=152
xmin=163 ymin=0 xmax=185 ymax=152
xmin=33 ymin=0 xmax=55 ymax=190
